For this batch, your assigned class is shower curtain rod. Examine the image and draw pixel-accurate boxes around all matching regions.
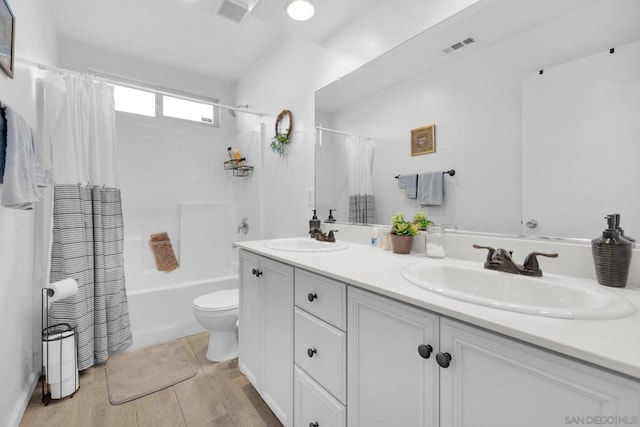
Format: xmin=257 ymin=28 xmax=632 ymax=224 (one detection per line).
xmin=17 ymin=58 xmax=263 ymax=117
xmin=315 ymin=125 xmax=371 ymax=140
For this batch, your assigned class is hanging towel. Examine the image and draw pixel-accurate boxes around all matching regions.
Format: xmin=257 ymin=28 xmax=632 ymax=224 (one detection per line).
xmin=418 ymin=172 xmax=444 ymax=206
xmin=0 ymin=103 xmax=48 ymax=209
xmin=0 ymin=106 xmax=6 ymax=184
xmin=397 ymin=174 xmax=418 ymax=199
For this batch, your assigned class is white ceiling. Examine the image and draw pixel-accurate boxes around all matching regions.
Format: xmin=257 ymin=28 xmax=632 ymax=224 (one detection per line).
xmin=50 ymin=0 xmax=382 ymax=82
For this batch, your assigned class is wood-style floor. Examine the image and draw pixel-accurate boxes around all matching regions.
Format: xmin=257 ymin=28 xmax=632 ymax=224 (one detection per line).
xmin=20 ymin=333 xmax=283 ymax=427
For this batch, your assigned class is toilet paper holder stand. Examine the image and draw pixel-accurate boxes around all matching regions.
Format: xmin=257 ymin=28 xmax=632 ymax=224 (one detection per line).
xmin=41 ymin=287 xmax=80 ymax=405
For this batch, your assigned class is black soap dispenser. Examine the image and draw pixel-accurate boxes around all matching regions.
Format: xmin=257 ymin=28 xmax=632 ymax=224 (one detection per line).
xmin=309 ymin=210 xmax=321 ymax=230
xmin=591 ymin=214 xmax=633 ymax=288
xmin=326 ymin=209 xmax=336 ymax=223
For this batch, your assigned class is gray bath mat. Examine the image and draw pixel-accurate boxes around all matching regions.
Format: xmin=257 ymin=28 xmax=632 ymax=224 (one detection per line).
xmin=106 ymin=341 xmax=196 ymax=405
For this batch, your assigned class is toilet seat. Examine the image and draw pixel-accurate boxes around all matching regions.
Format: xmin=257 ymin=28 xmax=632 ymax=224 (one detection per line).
xmin=194 ymin=289 xmax=238 ymax=311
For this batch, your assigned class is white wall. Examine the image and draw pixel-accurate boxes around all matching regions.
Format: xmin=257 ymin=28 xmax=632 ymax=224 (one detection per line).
xmin=0 ymin=1 xmax=57 ymax=425
xmin=235 ymin=36 xmax=356 ymax=239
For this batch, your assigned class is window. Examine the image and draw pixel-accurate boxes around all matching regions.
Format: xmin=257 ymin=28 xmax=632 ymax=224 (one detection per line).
xmin=161 ymin=95 xmax=215 ymax=124
xmin=113 ymin=83 xmax=219 ymax=127
xmin=113 ymin=85 xmax=156 ymax=117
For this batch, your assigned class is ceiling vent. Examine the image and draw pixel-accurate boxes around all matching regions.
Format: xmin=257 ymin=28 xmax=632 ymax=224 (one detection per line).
xmin=217 ymin=0 xmax=250 ymax=23
xmin=442 ymin=36 xmax=476 ymax=54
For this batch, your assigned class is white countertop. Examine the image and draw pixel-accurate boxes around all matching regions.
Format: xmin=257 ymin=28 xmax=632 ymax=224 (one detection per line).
xmin=234 ymin=238 xmax=640 ymax=381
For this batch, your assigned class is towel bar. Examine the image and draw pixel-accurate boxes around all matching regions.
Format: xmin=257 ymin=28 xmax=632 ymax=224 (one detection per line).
xmin=395 ymin=169 xmax=455 ymax=179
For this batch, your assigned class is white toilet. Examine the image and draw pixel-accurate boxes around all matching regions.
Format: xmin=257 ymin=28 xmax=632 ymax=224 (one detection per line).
xmin=193 ymin=288 xmax=239 ymax=362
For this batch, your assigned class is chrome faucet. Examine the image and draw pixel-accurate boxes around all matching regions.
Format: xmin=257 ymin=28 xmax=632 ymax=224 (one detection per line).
xmin=473 ymin=244 xmax=558 ymax=277
xmin=309 ymin=227 xmax=338 ymax=242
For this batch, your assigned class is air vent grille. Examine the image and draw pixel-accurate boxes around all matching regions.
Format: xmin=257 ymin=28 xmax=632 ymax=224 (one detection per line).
xmin=442 ymin=36 xmax=476 ymax=54
xmin=217 ymin=0 xmax=249 ymax=23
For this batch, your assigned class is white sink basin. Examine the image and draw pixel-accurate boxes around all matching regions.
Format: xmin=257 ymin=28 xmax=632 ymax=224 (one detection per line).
xmin=264 ymin=237 xmax=348 ymax=252
xmin=401 ymin=263 xmax=636 ymax=319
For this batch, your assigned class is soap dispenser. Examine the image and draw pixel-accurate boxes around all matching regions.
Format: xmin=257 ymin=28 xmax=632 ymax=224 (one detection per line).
xmin=309 ymin=210 xmax=321 ymax=230
xmin=326 ymin=209 xmax=336 ymax=223
xmin=591 ymin=214 xmax=633 ymax=288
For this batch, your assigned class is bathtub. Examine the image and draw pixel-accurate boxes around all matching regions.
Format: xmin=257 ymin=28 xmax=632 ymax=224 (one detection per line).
xmin=125 ymin=274 xmax=238 ymax=352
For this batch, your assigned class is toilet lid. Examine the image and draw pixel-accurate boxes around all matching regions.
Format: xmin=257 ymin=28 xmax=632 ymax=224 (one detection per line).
xmin=194 ymin=288 xmax=238 ymax=311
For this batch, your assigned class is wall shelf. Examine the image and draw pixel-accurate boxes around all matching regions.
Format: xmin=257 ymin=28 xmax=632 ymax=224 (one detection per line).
xmin=224 ymin=160 xmax=254 ymax=177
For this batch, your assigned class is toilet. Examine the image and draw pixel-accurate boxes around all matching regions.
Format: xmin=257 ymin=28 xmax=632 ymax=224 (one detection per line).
xmin=193 ymin=288 xmax=239 ymax=362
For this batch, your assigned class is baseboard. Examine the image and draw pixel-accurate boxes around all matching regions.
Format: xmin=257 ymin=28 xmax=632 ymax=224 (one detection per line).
xmin=8 ymin=371 xmax=39 ymax=427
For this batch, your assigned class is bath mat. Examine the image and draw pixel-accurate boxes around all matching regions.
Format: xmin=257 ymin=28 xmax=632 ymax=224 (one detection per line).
xmin=149 ymin=231 xmax=179 ymax=272
xmin=106 ymin=341 xmax=196 ymax=405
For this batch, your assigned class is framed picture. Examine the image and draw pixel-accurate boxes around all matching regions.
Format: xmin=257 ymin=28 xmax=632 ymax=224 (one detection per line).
xmin=0 ymin=0 xmax=15 ymax=79
xmin=410 ymin=124 xmax=435 ymax=156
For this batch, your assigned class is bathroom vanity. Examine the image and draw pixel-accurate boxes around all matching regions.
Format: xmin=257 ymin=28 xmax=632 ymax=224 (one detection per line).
xmin=235 ymin=238 xmax=640 ymax=427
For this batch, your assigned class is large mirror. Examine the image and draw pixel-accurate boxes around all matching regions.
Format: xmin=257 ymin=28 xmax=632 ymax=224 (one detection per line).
xmin=315 ymin=0 xmax=640 ymax=240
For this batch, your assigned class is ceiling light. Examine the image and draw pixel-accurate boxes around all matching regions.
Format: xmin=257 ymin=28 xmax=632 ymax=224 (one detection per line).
xmin=286 ymin=0 xmax=314 ymax=21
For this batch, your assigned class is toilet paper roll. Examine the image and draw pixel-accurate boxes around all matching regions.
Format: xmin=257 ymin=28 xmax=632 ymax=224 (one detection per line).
xmin=47 ymin=278 xmax=78 ymax=304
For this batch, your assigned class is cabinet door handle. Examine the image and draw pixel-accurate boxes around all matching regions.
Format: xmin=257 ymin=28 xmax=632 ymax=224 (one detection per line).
xmin=309 ymin=423 xmax=319 ymax=427
xmin=307 ymin=292 xmax=318 ymax=302
xmin=307 ymin=348 xmax=317 ymax=358
xmin=251 ymin=268 xmax=262 ymax=277
xmin=436 ymin=352 xmax=452 ymax=368
xmin=417 ymin=344 xmax=433 ymax=359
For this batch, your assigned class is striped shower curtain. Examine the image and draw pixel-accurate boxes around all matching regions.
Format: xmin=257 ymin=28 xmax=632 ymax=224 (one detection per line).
xmin=49 ymin=185 xmax=132 ymax=370
xmin=347 ymin=136 xmax=376 ymax=223
xmin=43 ymin=71 xmax=132 ymax=370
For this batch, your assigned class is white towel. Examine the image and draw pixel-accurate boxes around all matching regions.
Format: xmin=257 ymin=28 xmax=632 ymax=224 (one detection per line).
xmin=398 ymin=174 xmax=418 ymax=199
xmin=418 ymin=172 xmax=444 ymax=206
xmin=0 ymin=103 xmax=48 ymax=209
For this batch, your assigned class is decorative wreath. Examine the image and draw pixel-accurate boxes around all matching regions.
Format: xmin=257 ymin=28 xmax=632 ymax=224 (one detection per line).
xmin=270 ymin=109 xmax=293 ymax=155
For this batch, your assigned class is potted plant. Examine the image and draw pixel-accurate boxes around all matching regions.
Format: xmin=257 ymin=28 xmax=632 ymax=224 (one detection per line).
xmin=413 ymin=212 xmax=434 ymax=230
xmin=390 ymin=212 xmax=418 ymax=254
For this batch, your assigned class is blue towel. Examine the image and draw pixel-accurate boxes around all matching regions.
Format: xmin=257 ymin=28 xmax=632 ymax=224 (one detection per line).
xmin=418 ymin=172 xmax=444 ymax=206
xmin=0 ymin=106 xmax=6 ymax=184
xmin=1 ymin=103 xmax=47 ymax=209
xmin=398 ymin=174 xmax=418 ymax=199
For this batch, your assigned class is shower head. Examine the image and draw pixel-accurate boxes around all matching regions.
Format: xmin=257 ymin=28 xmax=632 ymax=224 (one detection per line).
xmin=228 ymin=104 xmax=249 ymax=117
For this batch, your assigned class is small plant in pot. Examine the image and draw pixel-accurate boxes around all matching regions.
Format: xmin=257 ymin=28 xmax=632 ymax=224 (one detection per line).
xmin=413 ymin=212 xmax=434 ymax=231
xmin=390 ymin=212 xmax=418 ymax=254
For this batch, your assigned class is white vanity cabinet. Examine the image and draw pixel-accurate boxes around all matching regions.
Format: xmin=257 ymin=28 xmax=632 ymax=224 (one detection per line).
xmin=347 ymin=286 xmax=440 ymax=427
xmin=238 ymin=250 xmax=294 ymax=426
xmin=237 ymin=246 xmax=640 ymax=427
xmin=348 ymin=287 xmax=640 ymax=427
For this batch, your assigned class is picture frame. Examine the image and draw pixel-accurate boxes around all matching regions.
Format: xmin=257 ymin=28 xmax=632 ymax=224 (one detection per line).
xmin=0 ymin=0 xmax=15 ymax=79
xmin=410 ymin=124 xmax=435 ymax=156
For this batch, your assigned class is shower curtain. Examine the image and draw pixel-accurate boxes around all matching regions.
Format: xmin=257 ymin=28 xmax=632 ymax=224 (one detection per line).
xmin=44 ymin=72 xmax=132 ymax=370
xmin=346 ymin=136 xmax=376 ymax=223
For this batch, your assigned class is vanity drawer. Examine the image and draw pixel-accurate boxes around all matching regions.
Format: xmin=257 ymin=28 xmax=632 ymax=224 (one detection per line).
xmin=294 ymin=366 xmax=346 ymax=427
xmin=294 ymin=307 xmax=346 ymax=403
xmin=295 ymin=269 xmax=346 ymax=330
